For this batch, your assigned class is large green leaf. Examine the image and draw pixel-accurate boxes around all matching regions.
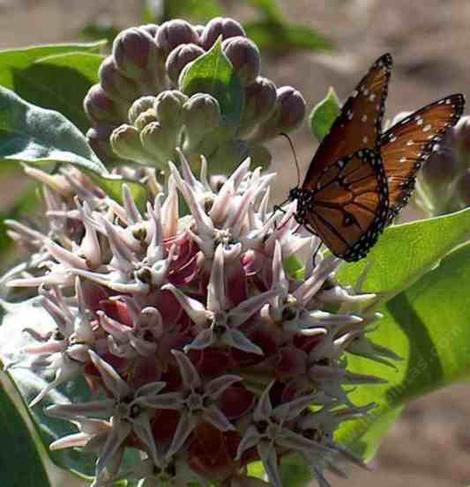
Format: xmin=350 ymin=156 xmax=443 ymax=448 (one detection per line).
xmin=0 ymin=85 xmax=106 ymax=173
xmin=309 ymin=87 xmax=340 ymax=142
xmin=0 ymin=299 xmax=96 ymax=477
xmin=180 ymin=39 xmax=244 ymax=126
xmin=244 ymin=20 xmax=332 ymax=53
xmin=0 ymin=42 xmax=105 ymax=132
xmin=8 ymin=52 xmax=103 ymax=133
xmin=338 ymin=207 xmax=470 ymax=301
xmin=0 ymin=372 xmax=50 ymax=486
xmin=337 ymin=242 xmax=470 ymax=459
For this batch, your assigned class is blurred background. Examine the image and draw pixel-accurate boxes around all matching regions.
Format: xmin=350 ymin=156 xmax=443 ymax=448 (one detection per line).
xmin=0 ymin=0 xmax=469 ymax=486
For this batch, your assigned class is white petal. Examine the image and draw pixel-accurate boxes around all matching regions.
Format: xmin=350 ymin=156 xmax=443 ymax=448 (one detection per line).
xmin=207 ymin=244 xmax=226 ymax=313
xmin=172 ymin=350 xmax=201 ymax=389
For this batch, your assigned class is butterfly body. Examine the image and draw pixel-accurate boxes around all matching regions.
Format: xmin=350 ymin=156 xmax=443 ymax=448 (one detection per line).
xmin=290 ymin=149 xmax=389 ymax=262
xmin=290 ymin=53 xmax=464 ymax=262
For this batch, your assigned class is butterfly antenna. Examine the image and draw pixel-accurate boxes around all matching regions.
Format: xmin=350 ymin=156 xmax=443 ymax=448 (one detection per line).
xmin=280 ymin=132 xmax=301 ymax=187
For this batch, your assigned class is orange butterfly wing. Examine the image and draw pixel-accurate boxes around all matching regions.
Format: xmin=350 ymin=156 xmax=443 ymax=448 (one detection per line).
xmin=304 ymin=53 xmax=392 ymax=190
xmin=380 ymin=94 xmax=465 ymax=220
xmin=295 ymin=149 xmax=389 ymax=262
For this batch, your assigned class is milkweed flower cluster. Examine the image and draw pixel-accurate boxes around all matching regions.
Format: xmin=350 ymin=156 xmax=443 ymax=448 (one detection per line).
xmin=84 ymin=17 xmax=306 ymax=173
xmin=1 ymin=152 xmax=395 ymax=487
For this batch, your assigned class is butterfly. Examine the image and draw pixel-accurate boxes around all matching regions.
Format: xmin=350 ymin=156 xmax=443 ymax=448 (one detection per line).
xmin=289 ymin=53 xmax=464 ymax=262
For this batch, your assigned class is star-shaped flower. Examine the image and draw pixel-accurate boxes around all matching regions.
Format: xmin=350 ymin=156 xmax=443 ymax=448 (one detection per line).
xmin=163 ymin=244 xmax=278 ymax=355
xmin=236 ymin=383 xmax=333 ymax=487
xmin=141 ymin=350 xmax=241 ymax=459
xmin=46 ymin=350 xmax=167 ymax=479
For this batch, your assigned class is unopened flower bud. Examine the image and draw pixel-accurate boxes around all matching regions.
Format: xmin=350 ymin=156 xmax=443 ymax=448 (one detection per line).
xmin=154 ymin=90 xmax=188 ymax=128
xmin=113 ymin=27 xmax=160 ymax=80
xmin=111 ymin=124 xmax=150 ymax=163
xmin=241 ymin=76 xmax=277 ymax=133
xmin=201 ymin=17 xmax=245 ymax=50
xmin=99 ymin=56 xmax=138 ymax=102
xmin=275 ymin=86 xmax=306 ymax=132
xmin=222 ymin=36 xmax=260 ymax=85
xmin=421 ymin=137 xmax=459 ymax=186
xmin=183 ymin=94 xmax=221 ymax=143
xmin=140 ymin=122 xmax=177 ymax=161
xmin=128 ymin=96 xmax=157 ymax=125
xmin=251 ymin=86 xmax=306 ymax=141
xmin=194 ymin=24 xmax=205 ymax=38
xmin=166 ymin=43 xmax=205 ymax=84
xmin=134 ymin=109 xmax=158 ymax=132
xmin=140 ymin=23 xmax=159 ymax=37
xmin=155 ymin=20 xmax=199 ymax=55
xmin=84 ymin=84 xmax=122 ymax=123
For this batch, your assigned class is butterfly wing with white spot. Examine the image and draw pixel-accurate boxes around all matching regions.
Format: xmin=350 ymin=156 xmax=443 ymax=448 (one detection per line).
xmin=380 ymin=93 xmax=465 ymax=221
xmin=303 ymin=53 xmax=392 ymax=191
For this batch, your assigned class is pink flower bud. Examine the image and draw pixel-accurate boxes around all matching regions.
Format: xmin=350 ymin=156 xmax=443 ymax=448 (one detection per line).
xmin=99 ymin=56 xmax=138 ymax=102
xmin=222 ymin=36 xmax=260 ymax=85
xmin=201 ymin=17 xmax=246 ymax=50
xmin=83 ymin=84 xmax=121 ymax=123
xmin=242 ymin=76 xmax=277 ymax=129
xmin=140 ymin=23 xmax=159 ymax=38
xmin=155 ymin=19 xmax=199 ymax=55
xmin=276 ymin=86 xmax=306 ymax=132
xmin=113 ymin=27 xmax=160 ymax=79
xmin=165 ymin=43 xmax=205 ymax=84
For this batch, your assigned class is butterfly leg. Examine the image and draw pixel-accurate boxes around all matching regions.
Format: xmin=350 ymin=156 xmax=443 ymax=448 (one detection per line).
xmin=272 ymin=202 xmax=288 ymax=230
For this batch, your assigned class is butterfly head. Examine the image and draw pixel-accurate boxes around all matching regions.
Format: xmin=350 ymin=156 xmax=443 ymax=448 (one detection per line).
xmin=288 ymin=186 xmax=302 ymax=202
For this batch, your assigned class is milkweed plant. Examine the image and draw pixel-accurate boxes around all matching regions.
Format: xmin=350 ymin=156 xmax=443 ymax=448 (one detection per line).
xmin=0 ymin=16 xmax=470 ymax=487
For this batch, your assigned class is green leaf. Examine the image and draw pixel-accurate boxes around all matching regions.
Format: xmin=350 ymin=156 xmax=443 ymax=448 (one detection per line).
xmin=244 ymin=20 xmax=332 ymax=53
xmin=0 ymin=374 xmax=50 ymax=486
xmin=309 ymin=87 xmax=340 ymax=142
xmin=180 ymin=39 xmax=244 ymax=126
xmin=337 ymin=242 xmax=470 ymax=459
xmin=0 ymin=85 xmax=106 ymax=173
xmin=338 ymin=207 xmax=470 ymax=301
xmin=8 ymin=52 xmax=104 ymax=132
xmin=0 ymin=42 xmax=105 ymax=131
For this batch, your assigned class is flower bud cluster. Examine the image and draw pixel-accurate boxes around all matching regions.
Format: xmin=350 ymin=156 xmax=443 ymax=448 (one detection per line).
xmin=405 ymin=115 xmax=470 ymax=216
xmin=84 ymin=18 xmax=306 ymax=173
xmin=0 ymin=155 xmax=395 ymax=487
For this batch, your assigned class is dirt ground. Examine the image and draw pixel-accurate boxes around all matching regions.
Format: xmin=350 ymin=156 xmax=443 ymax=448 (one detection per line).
xmin=1 ymin=0 xmax=470 ymax=485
